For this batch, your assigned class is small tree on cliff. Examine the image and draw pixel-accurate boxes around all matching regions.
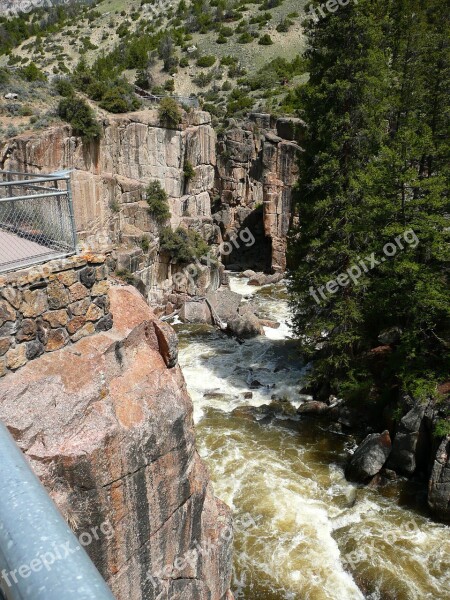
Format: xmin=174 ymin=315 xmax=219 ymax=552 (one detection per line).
xmin=146 ymin=181 xmax=171 ymax=224
xmin=158 ymin=97 xmax=182 ymax=129
xmin=57 ymin=96 xmax=101 ymax=141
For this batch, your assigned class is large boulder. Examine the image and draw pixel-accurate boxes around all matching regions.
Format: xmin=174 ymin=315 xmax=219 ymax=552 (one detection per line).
xmin=387 ymin=396 xmax=431 ymax=476
xmin=228 ymin=312 xmax=264 ymax=339
xmin=298 ymin=401 xmax=330 ymax=417
xmin=345 ymin=431 xmax=392 ymax=483
xmin=207 ymin=289 xmax=242 ymax=322
xmin=0 ymin=285 xmax=233 ymax=600
xmin=248 ymin=273 xmax=267 ymax=286
xmin=179 ymin=300 xmax=212 ymax=324
xmin=428 ymin=436 xmax=450 ymax=522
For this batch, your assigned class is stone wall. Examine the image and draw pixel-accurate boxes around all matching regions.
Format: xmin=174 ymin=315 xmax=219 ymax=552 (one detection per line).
xmin=0 ymin=254 xmax=113 ymax=378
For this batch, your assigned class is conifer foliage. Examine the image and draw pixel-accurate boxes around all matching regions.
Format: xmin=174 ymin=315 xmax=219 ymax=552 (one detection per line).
xmin=288 ymin=0 xmax=450 ymax=402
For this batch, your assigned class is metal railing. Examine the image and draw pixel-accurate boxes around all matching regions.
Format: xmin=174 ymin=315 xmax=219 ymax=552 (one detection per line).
xmin=134 ymin=86 xmax=200 ymax=108
xmin=0 ymin=170 xmax=78 ymax=274
xmin=0 ymin=422 xmax=115 ymax=600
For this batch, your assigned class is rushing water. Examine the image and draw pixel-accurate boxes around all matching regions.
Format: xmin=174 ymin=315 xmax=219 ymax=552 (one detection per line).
xmin=175 ymin=275 xmax=450 ymax=600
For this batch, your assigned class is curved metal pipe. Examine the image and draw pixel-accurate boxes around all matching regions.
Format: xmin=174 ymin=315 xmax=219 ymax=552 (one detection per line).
xmin=0 ymin=422 xmax=115 ymax=600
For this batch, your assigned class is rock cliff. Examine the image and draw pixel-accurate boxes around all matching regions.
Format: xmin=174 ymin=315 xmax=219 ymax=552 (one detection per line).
xmin=0 ymin=110 xmax=302 ymax=311
xmin=0 ymin=284 xmax=234 ymax=599
xmin=215 ymin=114 xmax=303 ymax=273
xmin=0 ymin=109 xmax=222 ymax=309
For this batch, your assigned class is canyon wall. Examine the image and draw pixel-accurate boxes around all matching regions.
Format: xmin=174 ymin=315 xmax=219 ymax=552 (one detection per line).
xmin=0 ymin=110 xmax=222 ymax=309
xmin=0 ymin=109 xmax=302 ymax=310
xmin=215 ymin=114 xmax=303 ymax=273
xmin=0 ymin=284 xmax=234 ymax=599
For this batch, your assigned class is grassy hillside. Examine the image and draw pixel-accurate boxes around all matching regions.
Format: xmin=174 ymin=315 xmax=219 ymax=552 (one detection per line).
xmin=0 ymin=0 xmax=308 ymax=137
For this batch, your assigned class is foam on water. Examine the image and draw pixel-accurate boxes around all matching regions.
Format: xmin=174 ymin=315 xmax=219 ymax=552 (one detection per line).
xmin=177 ymin=280 xmax=450 ymax=599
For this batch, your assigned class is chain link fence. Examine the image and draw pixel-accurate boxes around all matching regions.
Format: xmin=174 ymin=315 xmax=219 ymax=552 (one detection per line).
xmin=0 ymin=170 xmax=77 ymax=274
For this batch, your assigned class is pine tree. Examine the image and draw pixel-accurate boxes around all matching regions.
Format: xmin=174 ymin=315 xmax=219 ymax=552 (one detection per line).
xmin=289 ymin=0 xmax=450 ymax=400
xmin=288 ymin=0 xmax=391 ymax=395
xmin=363 ymin=0 xmax=450 ymax=397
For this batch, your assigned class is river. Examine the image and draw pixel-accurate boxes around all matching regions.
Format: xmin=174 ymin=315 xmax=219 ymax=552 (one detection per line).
xmin=175 ymin=275 xmax=450 ymax=600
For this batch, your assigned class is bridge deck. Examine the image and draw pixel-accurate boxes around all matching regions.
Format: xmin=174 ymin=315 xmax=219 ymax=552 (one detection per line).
xmin=0 ymin=229 xmax=63 ymax=273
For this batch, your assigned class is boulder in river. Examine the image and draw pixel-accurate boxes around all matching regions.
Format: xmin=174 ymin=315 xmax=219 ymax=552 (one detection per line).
xmin=248 ymin=273 xmax=267 ymax=286
xmin=260 ymin=319 xmax=281 ymax=329
xmin=228 ymin=311 xmax=264 ymax=338
xmin=345 ymin=430 xmax=392 ymax=483
xmin=179 ymin=300 xmax=212 ymax=324
xmin=297 ymin=401 xmax=330 ymax=417
xmin=207 ymin=288 xmax=242 ymax=322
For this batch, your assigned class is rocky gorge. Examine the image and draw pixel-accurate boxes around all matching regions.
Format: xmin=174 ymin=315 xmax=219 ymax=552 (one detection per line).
xmin=0 ymin=104 xmax=449 ymax=599
xmin=0 ymin=107 xmax=302 ymax=599
xmin=0 ymin=109 xmax=303 ymax=311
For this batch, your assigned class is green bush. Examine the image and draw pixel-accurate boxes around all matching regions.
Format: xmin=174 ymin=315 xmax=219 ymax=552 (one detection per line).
xmin=57 ymin=96 xmax=101 ymax=141
xmin=183 ymin=161 xmax=196 ymax=180
xmin=116 ymin=269 xmax=137 ymax=285
xmin=20 ymin=62 xmax=46 ymax=82
xmin=160 ymin=227 xmax=209 ymax=264
xmin=277 ymin=18 xmax=293 ymax=33
xmin=434 ymin=419 xmax=450 ymax=438
xmin=164 ymin=78 xmax=175 ymax=92
xmin=220 ymin=55 xmax=238 ymax=67
xmin=18 ymin=106 xmax=33 ymax=117
xmin=0 ymin=68 xmax=9 ymax=85
xmin=54 ymin=78 xmax=74 ymax=97
xmin=139 ymin=236 xmax=150 ymax=252
xmin=146 ymin=181 xmax=171 ymax=223
xmin=259 ymin=34 xmax=273 ymax=45
xmin=197 ymin=55 xmax=216 ymax=68
xmin=158 ymin=97 xmax=182 ymax=127
xmin=237 ymin=32 xmax=253 ymax=44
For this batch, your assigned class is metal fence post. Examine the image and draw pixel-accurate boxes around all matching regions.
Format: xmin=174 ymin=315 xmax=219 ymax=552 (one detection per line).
xmin=65 ymin=174 xmax=79 ymax=251
xmin=0 ymin=422 xmax=116 ymax=600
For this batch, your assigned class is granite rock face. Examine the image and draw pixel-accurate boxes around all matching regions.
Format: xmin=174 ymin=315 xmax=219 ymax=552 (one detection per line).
xmin=0 ymin=111 xmax=222 ymax=310
xmin=428 ymin=436 xmax=450 ymax=522
xmin=215 ymin=114 xmax=303 ymax=272
xmin=345 ymin=431 xmax=392 ymax=483
xmin=387 ymin=396 xmax=431 ymax=476
xmin=1 ymin=110 xmax=301 ymax=312
xmin=0 ymin=285 xmax=233 ymax=600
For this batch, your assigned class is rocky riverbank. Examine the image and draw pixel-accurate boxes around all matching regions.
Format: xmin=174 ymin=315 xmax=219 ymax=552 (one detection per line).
xmin=237 ymin=386 xmax=450 ymax=523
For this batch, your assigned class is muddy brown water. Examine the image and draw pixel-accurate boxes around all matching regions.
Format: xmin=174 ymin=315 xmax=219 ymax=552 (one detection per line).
xmin=175 ymin=276 xmax=450 ymax=600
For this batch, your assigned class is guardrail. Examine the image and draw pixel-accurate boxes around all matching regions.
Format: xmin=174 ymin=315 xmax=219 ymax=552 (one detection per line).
xmin=0 ymin=170 xmax=78 ymax=274
xmin=134 ymin=86 xmax=200 ymax=108
xmin=0 ymin=422 xmax=115 ymax=600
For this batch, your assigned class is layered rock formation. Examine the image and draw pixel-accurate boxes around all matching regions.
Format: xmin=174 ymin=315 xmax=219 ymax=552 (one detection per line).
xmin=215 ymin=114 xmax=303 ymax=272
xmin=0 ymin=110 xmax=302 ymax=314
xmin=428 ymin=436 xmax=450 ymax=522
xmin=0 ymin=110 xmax=222 ymax=309
xmin=0 ymin=285 xmax=234 ymax=599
